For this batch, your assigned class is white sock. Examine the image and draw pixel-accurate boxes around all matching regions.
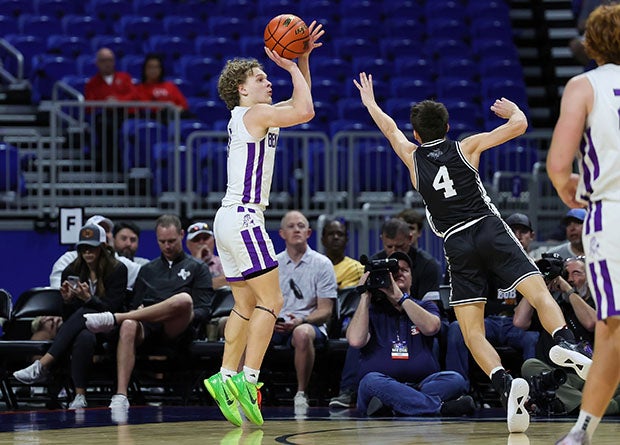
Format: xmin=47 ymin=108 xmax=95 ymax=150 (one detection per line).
xmin=572 ymin=410 xmax=600 ymax=442
xmin=243 ymin=366 xmax=260 ymax=384
xmin=220 ymin=367 xmax=236 ymax=382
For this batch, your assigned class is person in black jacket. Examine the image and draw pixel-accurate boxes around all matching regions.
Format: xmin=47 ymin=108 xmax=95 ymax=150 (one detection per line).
xmin=84 ymin=214 xmax=214 ymax=412
xmin=14 ymin=224 xmax=127 ymax=409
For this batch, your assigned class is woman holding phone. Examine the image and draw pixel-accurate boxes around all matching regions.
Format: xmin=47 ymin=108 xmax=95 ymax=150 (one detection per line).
xmin=13 ymin=224 xmax=127 ymax=409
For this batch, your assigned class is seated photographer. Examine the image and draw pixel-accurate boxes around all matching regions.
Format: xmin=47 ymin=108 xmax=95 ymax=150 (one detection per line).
xmin=515 ymin=255 xmax=620 ymax=415
xmin=349 ymin=252 xmax=473 ymax=417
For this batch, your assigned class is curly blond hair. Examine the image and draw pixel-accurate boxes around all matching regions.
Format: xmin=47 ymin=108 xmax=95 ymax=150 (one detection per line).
xmin=585 ymin=4 xmax=620 ymax=65
xmin=217 ymin=58 xmax=263 ymax=110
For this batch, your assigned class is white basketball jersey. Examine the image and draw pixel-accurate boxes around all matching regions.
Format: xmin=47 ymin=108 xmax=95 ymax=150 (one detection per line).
xmin=577 ymin=64 xmax=620 ymax=204
xmin=221 ymin=106 xmax=280 ymax=209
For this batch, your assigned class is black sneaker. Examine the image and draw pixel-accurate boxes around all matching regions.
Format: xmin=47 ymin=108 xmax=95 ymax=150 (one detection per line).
xmin=549 ymin=340 xmax=592 ymax=380
xmin=440 ymin=395 xmax=475 ymax=416
xmin=499 ymin=374 xmax=530 ymax=433
xmin=329 ymin=390 xmax=355 ymax=409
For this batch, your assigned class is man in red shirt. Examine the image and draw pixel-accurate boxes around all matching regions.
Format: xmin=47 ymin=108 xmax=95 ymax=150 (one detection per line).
xmin=85 ymin=48 xmax=137 ymax=172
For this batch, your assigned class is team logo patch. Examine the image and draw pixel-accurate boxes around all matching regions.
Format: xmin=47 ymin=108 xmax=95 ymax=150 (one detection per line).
xmin=242 ymin=214 xmax=255 ymax=228
xmin=427 ymin=150 xmax=443 ymax=160
xmin=178 ymin=268 xmax=191 ymax=280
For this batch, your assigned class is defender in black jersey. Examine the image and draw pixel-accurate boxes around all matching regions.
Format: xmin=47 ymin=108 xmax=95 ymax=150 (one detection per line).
xmin=354 ymin=72 xmax=592 ymax=434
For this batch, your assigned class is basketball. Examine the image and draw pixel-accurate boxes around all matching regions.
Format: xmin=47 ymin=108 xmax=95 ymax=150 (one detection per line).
xmin=264 ymin=14 xmax=310 ymax=60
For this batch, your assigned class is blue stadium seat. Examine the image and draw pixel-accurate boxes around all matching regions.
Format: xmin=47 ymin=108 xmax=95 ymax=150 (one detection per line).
xmin=3 ymin=34 xmax=46 ymax=78
xmin=143 ymin=35 xmax=194 ymax=67
xmin=171 ymin=120 xmax=210 ymax=144
xmin=195 ymin=36 xmax=239 ymax=61
xmin=18 ymin=14 xmax=63 ymax=36
xmin=0 ymin=0 xmax=33 ymax=18
xmin=162 ymin=15 xmax=203 ymax=40
xmin=383 ymin=1 xmax=422 ymax=21
xmin=311 ymin=57 xmax=350 ymax=82
xmin=257 ymin=0 xmax=297 ymax=17
xmin=132 ymin=0 xmax=167 ymax=21
xmin=91 ymin=35 xmax=141 ymax=59
xmin=480 ymin=58 xmax=525 ymax=85
xmin=443 ymin=100 xmax=481 ymax=136
xmin=470 ymin=18 xmax=514 ymax=43
xmin=213 ymin=0 xmax=254 ymax=20
xmin=121 ymin=119 xmax=168 ymax=170
xmin=30 ymin=55 xmax=76 ymax=101
xmin=380 ymin=38 xmax=425 ymax=61
xmin=60 ymin=74 xmax=88 ymax=93
xmin=351 ymin=57 xmax=392 ymax=82
xmin=436 ymin=57 xmax=479 ymax=82
xmin=337 ymin=98 xmax=371 ymax=123
xmin=310 ymin=77 xmax=342 ymax=104
xmin=46 ymin=35 xmax=90 ymax=59
xmin=389 ymin=78 xmax=435 ymax=102
xmin=0 ymin=142 xmax=26 ymax=195
xmin=472 ymin=38 xmax=520 ymax=62
xmin=333 ymin=37 xmax=377 ymax=60
xmin=394 ymin=58 xmax=436 ymax=82
xmin=385 ymin=98 xmax=415 ymax=124
xmin=0 ymin=15 xmax=20 ymax=36
xmin=466 ymin=0 xmax=511 ymax=21
xmin=239 ymin=36 xmax=265 ymax=55
xmin=425 ymin=1 xmax=466 ymax=22
xmin=307 ymin=100 xmax=334 ymax=131
xmin=299 ymin=0 xmax=338 ymax=24
xmin=340 ymin=18 xmax=378 ymax=42
xmin=207 ymin=15 xmax=244 ymax=40
xmin=86 ymin=0 xmax=133 ymax=33
xmin=115 ymin=15 xmax=162 ymax=42
xmin=339 ymin=0 xmax=375 ymax=20
xmin=35 ymin=0 xmax=83 ymax=18
xmin=436 ymin=79 xmax=481 ymax=105
xmin=190 ymin=100 xmax=229 ymax=124
xmin=481 ymin=80 xmax=528 ymax=130
xmin=119 ymin=54 xmax=144 ymax=80
xmin=426 ymin=18 xmax=469 ymax=42
xmin=329 ymin=119 xmax=375 ymax=136
xmin=75 ymin=53 xmax=96 ymax=77
xmin=425 ymin=38 xmax=472 ymax=60
xmin=384 ymin=17 xmax=425 ymax=40
xmin=176 ymin=56 xmax=220 ymax=97
xmin=61 ymin=15 xmax=107 ymax=40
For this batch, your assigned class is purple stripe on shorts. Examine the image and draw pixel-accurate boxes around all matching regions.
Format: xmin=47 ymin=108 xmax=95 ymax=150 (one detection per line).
xmin=253 ymin=139 xmax=265 ymax=203
xmin=241 ymin=229 xmax=260 ymax=272
xmin=252 ymin=225 xmax=278 ymax=269
xmin=594 ymin=201 xmax=602 ymax=232
xmin=242 ymin=142 xmax=256 ymax=204
xmin=237 ymin=206 xmax=256 ymax=213
xmin=589 ymin=262 xmax=603 ymax=316
xmin=599 ymin=260 xmax=617 ymax=318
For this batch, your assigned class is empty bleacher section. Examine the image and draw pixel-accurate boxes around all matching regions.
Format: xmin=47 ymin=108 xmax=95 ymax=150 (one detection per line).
xmin=0 ymin=0 xmax=572 ymax=265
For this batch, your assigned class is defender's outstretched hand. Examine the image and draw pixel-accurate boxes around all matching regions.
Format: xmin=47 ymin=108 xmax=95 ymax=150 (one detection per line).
xmin=490 ymin=97 xmax=520 ymax=119
xmin=353 ymin=72 xmax=377 ymax=108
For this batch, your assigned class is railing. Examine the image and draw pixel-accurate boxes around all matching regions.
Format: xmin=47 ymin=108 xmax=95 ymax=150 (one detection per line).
xmin=0 ymin=99 xmax=568 ymax=259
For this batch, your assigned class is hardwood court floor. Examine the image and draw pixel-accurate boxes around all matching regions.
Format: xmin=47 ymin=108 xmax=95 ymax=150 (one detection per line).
xmin=0 ymin=406 xmax=618 ymax=444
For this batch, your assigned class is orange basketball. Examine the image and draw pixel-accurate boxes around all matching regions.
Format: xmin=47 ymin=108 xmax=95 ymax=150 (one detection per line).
xmin=264 ymin=14 xmax=310 ymax=60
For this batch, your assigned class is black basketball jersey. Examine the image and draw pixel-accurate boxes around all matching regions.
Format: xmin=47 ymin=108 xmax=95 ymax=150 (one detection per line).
xmin=413 ymin=138 xmax=499 ymax=236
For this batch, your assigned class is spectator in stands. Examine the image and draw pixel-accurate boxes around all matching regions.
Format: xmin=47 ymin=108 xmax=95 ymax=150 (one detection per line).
xmin=50 ymin=215 xmax=141 ymax=291
xmin=14 ymin=224 xmax=127 ymax=410
xmin=348 ymin=251 xmax=473 ymax=417
xmin=185 ymin=221 xmax=226 ymax=290
xmin=83 ymin=214 xmax=214 ymax=414
xmin=320 ymin=217 xmax=364 ymax=289
xmin=445 ymin=212 xmax=541 ymax=389
xmin=546 ymin=209 xmax=586 ymax=260
xmin=84 ymin=47 xmax=137 ymax=172
xmin=330 ymin=217 xmax=442 ymax=409
xmin=395 ymin=208 xmax=425 ymax=249
xmin=135 ymin=53 xmax=189 ymax=120
xmin=272 ymin=210 xmax=337 ymax=410
xmin=113 ymin=221 xmax=150 ymax=266
xmin=515 ymin=256 xmax=613 ymax=417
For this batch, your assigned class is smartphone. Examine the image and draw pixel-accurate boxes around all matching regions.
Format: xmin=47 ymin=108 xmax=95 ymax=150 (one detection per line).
xmin=67 ymin=275 xmax=79 ymax=289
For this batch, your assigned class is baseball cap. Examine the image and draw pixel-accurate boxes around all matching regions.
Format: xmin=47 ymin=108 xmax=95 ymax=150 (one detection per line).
xmin=388 ymin=251 xmax=412 ymax=272
xmin=505 ymin=213 xmax=532 ymax=231
xmin=76 ymin=224 xmax=107 ymax=248
xmin=86 ymin=215 xmax=114 ymax=232
xmin=562 ymin=208 xmax=586 ymax=224
xmin=187 ymin=222 xmax=213 ymax=241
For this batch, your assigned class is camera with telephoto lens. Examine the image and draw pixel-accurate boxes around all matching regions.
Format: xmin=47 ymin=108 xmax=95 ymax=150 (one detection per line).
xmin=527 ymin=368 xmax=568 ymax=417
xmin=359 ymin=255 xmax=399 ymax=303
xmin=535 ymin=252 xmax=564 ymax=283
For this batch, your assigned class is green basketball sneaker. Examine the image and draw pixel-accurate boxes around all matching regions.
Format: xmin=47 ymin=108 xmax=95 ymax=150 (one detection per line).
xmin=225 ymin=372 xmax=264 ymax=426
xmin=204 ymin=372 xmax=243 ymax=427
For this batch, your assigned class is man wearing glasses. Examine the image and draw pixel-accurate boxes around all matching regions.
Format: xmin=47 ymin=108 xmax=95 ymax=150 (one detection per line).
xmin=272 ymin=210 xmax=338 ymax=411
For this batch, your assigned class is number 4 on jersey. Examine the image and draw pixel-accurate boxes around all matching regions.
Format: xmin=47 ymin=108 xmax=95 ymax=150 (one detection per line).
xmin=433 ymin=165 xmax=457 ymax=198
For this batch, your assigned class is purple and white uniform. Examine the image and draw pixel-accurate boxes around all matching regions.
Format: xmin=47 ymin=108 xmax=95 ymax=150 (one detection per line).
xmin=213 ymin=106 xmax=280 ymax=281
xmin=578 ymin=64 xmax=620 ymax=319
